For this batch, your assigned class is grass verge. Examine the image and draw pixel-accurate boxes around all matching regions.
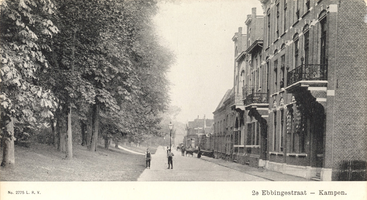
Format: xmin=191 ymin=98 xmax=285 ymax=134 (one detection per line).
xmin=0 ymin=142 xmax=155 ymax=181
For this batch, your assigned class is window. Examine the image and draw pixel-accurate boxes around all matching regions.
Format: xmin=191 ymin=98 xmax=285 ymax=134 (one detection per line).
xmin=266 ymin=61 xmax=270 ymax=94
xmin=304 ymin=27 xmax=309 ymax=65
xmin=280 ymin=55 xmax=285 ymax=88
xmin=267 ymin=9 xmax=271 ymax=47
xmin=274 ymin=59 xmax=278 ymax=92
xmin=273 ymin=111 xmax=277 ymax=151
xmin=259 ymin=66 xmax=262 ymax=91
xmin=252 ymin=122 xmax=256 ymax=145
xmin=276 ymin=3 xmax=280 ymax=38
xmin=256 ymin=122 xmax=260 ymax=145
xmin=280 ymin=110 xmax=284 ymax=152
xmin=320 ymin=13 xmax=328 ymax=79
xmin=289 ymin=104 xmax=307 ymax=153
xmin=283 ymin=0 xmax=287 ymax=33
xmin=247 ymin=123 xmax=252 ymax=145
xmin=294 ymin=34 xmax=299 ymax=68
xmin=295 ymin=0 xmax=300 ymax=20
xmin=234 ymin=130 xmax=238 ymax=146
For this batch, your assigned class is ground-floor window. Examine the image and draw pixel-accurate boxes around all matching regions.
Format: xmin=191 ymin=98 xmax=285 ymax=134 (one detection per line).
xmin=280 ymin=109 xmax=284 ymax=152
xmin=247 ymin=121 xmax=261 ymax=146
xmin=287 ymin=104 xmax=307 ymax=153
xmin=273 ymin=111 xmax=277 ymax=151
xmin=247 ymin=123 xmax=252 ymax=145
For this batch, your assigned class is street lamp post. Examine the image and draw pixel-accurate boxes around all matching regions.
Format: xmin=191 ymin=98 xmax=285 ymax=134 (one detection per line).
xmin=169 ymin=122 xmax=173 ymax=150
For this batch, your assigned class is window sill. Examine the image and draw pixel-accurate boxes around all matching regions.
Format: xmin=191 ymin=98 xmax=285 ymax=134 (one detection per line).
xmin=246 ymin=145 xmax=260 ymax=148
xmin=287 ymin=153 xmax=307 ymax=157
xmin=269 ymin=152 xmax=284 ymax=156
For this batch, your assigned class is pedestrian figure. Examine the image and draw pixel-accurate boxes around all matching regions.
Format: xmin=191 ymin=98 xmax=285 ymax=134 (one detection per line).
xmin=145 ymin=148 xmax=151 ymax=169
xmin=167 ymin=149 xmax=174 ymax=169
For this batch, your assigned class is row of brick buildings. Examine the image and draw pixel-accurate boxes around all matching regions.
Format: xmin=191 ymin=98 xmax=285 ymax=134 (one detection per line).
xmin=212 ymin=0 xmax=366 ymax=181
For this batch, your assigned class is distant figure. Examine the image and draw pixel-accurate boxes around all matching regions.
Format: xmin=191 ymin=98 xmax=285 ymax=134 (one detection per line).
xmin=167 ymin=149 xmax=174 ymax=169
xmin=181 ymin=146 xmax=185 ymax=156
xmin=145 ymin=148 xmax=151 ymax=169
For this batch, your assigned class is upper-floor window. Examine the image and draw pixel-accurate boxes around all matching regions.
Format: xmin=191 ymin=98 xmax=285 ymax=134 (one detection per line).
xmin=276 ymin=3 xmax=280 ymax=38
xmin=303 ymin=25 xmax=310 ymax=65
xmin=274 ymin=59 xmax=278 ymax=92
xmin=280 ymin=54 xmax=285 ymax=88
xmin=267 ymin=9 xmax=271 ymax=47
xmin=320 ymin=11 xmax=328 ymax=79
xmin=320 ymin=13 xmax=328 ymax=66
xmin=283 ymin=0 xmax=287 ymax=33
xmin=294 ymin=34 xmax=299 ymax=68
xmin=295 ymin=0 xmax=300 ymax=20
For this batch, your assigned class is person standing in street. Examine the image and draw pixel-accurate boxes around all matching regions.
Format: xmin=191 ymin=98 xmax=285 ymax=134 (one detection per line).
xmin=145 ymin=148 xmax=151 ymax=169
xmin=167 ymin=149 xmax=174 ymax=169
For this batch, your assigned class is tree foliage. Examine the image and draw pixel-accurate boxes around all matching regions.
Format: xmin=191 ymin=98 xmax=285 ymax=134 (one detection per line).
xmin=1 ymin=0 xmax=173 ymax=163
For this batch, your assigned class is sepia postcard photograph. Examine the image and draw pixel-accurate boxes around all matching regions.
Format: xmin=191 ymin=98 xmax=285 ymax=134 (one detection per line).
xmin=0 ymin=0 xmax=366 ymax=199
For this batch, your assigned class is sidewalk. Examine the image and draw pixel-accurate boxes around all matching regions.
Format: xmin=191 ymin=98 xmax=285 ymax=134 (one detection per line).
xmin=199 ymin=155 xmax=311 ymax=181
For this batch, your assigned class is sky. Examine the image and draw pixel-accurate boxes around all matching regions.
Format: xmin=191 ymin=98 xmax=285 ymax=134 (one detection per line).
xmin=153 ymin=0 xmax=262 ymax=123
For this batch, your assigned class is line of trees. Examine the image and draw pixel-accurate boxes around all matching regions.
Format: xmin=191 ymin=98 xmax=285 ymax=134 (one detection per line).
xmin=0 ymin=0 xmax=173 ymax=167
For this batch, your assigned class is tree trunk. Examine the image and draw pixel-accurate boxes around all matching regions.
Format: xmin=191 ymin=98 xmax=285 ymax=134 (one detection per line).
xmin=90 ymin=103 xmax=99 ymax=152
xmin=86 ymin=112 xmax=93 ymax=150
xmin=59 ymin=113 xmax=67 ymax=153
xmin=55 ymin=112 xmax=62 ymax=150
xmin=50 ymin=118 xmax=55 ymax=146
xmin=104 ymin=137 xmax=110 ymax=149
xmin=65 ymin=28 xmax=76 ymax=159
xmin=1 ymin=115 xmax=15 ymax=167
xmin=80 ymin=120 xmax=87 ymax=146
xmin=66 ymin=107 xmax=73 ymax=159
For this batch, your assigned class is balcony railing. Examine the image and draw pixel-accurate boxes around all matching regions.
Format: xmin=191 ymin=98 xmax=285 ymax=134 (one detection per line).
xmin=244 ymin=92 xmax=269 ymax=105
xmin=287 ymin=64 xmax=328 ymax=86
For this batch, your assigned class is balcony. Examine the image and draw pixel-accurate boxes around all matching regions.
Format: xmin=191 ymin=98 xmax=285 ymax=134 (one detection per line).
xmin=287 ymin=64 xmax=328 ymax=86
xmin=244 ymin=92 xmax=269 ymax=106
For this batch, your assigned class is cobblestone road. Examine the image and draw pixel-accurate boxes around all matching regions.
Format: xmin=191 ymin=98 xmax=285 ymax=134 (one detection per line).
xmin=137 ymin=146 xmax=267 ymax=181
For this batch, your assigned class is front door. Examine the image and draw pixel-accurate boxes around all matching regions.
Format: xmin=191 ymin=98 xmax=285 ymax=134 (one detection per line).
xmin=311 ymin=103 xmax=325 ymax=169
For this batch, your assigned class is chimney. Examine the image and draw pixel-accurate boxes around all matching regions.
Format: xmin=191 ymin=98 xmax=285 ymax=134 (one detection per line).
xmin=252 ymin=7 xmax=256 ymax=16
xmin=238 ymin=27 xmax=242 ymax=34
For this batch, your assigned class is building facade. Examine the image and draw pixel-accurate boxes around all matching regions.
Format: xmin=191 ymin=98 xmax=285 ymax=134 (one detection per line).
xmin=213 ymin=89 xmax=237 ymax=160
xmin=260 ymin=0 xmax=367 ymax=181
xmin=213 ymin=0 xmax=366 ymax=181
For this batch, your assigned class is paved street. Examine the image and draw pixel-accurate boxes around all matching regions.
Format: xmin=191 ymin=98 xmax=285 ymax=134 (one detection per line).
xmin=138 ymin=146 xmax=310 ymax=181
xmin=138 ymin=146 xmax=297 ymax=181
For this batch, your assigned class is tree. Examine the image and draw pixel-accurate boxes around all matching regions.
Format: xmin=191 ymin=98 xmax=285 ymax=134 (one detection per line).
xmin=0 ymin=0 xmax=58 ymax=166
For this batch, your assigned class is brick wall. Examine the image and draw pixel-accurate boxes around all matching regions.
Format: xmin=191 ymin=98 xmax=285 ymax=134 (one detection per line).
xmin=329 ymin=0 xmax=367 ymax=180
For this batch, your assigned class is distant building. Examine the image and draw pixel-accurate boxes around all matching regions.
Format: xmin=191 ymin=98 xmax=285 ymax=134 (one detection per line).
xmin=185 ymin=116 xmax=214 ymax=149
xmin=213 ymin=89 xmax=236 ymax=160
